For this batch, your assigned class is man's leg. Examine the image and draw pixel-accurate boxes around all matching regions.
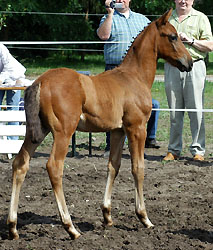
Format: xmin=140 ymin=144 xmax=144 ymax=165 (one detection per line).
xmin=145 ymin=99 xmax=160 ymax=148
xmin=184 ymin=60 xmax=206 ymax=158
xmin=164 ymin=63 xmax=185 ymax=158
xmin=7 ymin=90 xmax=21 ymax=140
xmin=0 ymin=90 xmax=5 ymax=107
xmin=0 ymin=90 xmax=6 ymax=140
xmin=105 ymin=132 xmax=110 ymax=151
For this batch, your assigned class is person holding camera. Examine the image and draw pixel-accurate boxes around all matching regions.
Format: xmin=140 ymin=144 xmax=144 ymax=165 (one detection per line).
xmin=97 ymin=0 xmax=160 ymax=157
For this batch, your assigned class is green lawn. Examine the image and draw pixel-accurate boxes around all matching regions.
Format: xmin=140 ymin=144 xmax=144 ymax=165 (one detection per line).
xmin=22 ymin=52 xmax=213 ymax=77
xmin=22 ymin=54 xmax=106 ymax=77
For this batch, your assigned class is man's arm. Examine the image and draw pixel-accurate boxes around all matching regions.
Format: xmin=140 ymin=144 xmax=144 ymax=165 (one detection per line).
xmin=179 ymin=32 xmax=213 ymax=52
xmin=0 ymin=44 xmax=11 ymax=84
xmin=97 ymin=0 xmax=114 ymax=40
xmin=192 ymin=40 xmax=213 ymax=52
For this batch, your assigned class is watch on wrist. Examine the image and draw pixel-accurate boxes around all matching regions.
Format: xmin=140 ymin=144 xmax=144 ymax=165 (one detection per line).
xmin=190 ymin=38 xmax=195 ymax=46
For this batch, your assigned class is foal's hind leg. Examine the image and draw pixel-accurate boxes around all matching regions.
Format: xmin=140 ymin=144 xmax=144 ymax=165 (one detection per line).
xmin=101 ymin=129 xmax=125 ymax=226
xmin=127 ymin=125 xmax=154 ymax=228
xmin=7 ymin=133 xmax=45 ymax=240
xmin=46 ymin=132 xmax=80 ymax=239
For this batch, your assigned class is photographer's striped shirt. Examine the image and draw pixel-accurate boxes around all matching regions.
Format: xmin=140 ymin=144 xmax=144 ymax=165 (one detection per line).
xmin=97 ymin=9 xmax=150 ymax=65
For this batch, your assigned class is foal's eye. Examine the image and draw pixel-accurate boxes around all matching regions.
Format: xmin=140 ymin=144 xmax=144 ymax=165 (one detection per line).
xmin=169 ymin=34 xmax=177 ymax=42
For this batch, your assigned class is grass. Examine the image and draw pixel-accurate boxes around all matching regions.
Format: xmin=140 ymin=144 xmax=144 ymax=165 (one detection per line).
xmin=22 ymin=54 xmax=105 ymax=77
xmin=21 ymin=52 xmax=213 ymax=77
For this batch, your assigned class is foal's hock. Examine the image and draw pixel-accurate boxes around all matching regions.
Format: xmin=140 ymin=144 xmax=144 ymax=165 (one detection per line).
xmin=7 ymin=9 xmax=192 ymax=240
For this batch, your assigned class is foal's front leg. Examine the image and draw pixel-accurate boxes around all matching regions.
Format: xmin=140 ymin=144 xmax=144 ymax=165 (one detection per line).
xmin=101 ymin=129 xmax=125 ymax=226
xmin=128 ymin=126 xmax=154 ymax=228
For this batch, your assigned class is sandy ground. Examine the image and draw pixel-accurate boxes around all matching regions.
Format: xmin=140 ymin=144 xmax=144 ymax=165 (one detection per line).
xmin=0 ymin=139 xmax=212 ymax=250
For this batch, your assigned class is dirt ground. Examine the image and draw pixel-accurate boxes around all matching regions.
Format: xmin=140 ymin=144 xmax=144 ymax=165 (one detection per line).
xmin=0 ymin=137 xmax=212 ymax=250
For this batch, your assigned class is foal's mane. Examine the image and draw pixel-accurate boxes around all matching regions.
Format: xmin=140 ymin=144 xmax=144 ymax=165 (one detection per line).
xmin=121 ymin=20 xmax=154 ymax=65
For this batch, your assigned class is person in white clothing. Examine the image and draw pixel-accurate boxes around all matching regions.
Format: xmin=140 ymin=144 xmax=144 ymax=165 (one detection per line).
xmin=0 ymin=43 xmax=26 ymax=140
xmin=0 ymin=43 xmax=26 ymax=85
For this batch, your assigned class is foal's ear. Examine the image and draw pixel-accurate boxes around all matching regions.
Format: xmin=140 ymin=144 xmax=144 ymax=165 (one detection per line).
xmin=156 ymin=8 xmax=173 ymax=28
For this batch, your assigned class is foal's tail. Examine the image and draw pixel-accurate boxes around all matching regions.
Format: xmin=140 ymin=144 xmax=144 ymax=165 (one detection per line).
xmin=24 ymin=81 xmax=46 ymax=144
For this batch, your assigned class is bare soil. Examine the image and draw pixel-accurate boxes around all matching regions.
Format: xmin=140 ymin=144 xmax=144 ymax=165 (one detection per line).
xmin=0 ymin=138 xmax=212 ymax=250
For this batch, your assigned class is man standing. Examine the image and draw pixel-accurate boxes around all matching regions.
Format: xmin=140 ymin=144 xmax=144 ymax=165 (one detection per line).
xmin=163 ymin=0 xmax=212 ymax=161
xmin=97 ymin=0 xmax=160 ymax=156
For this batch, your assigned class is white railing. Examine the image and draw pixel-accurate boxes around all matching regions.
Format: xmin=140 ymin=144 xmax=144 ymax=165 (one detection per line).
xmin=0 ymin=111 xmax=26 ymax=158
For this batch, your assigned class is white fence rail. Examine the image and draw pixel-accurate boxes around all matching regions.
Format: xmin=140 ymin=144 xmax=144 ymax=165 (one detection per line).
xmin=0 ymin=111 xmax=26 ymax=157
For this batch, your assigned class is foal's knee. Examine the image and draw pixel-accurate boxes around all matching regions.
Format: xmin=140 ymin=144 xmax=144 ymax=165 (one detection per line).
xmin=107 ymin=162 xmax=120 ymax=179
xmin=14 ymin=148 xmax=29 ymax=167
xmin=131 ymin=166 xmax=144 ymax=180
xmin=12 ymin=153 xmax=30 ymax=182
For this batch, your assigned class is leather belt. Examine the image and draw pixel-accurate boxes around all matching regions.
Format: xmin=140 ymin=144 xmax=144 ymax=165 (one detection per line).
xmin=194 ymin=58 xmax=204 ymax=63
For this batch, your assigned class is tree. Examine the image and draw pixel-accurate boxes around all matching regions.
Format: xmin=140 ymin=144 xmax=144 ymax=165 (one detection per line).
xmin=131 ymin=0 xmax=175 ymax=19
xmin=0 ymin=0 xmax=211 ymax=59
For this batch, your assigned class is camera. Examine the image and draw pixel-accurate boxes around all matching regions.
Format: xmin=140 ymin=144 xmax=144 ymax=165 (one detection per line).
xmin=106 ymin=0 xmax=123 ymax=9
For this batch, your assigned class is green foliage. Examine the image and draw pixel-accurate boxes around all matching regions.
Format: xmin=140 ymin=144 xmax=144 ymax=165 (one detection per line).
xmin=131 ymin=0 xmax=175 ymax=17
xmin=0 ymin=0 xmax=212 ymax=59
xmin=194 ymin=0 xmax=213 ymax=28
xmin=0 ymin=0 xmax=95 ymax=41
xmin=0 ymin=3 xmax=11 ymax=30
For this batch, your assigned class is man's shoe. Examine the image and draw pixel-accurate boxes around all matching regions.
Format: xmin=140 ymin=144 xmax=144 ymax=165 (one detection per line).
xmin=163 ymin=152 xmax=178 ymax=161
xmin=193 ymin=154 xmax=204 ymax=161
xmin=145 ymin=138 xmax=160 ymax=149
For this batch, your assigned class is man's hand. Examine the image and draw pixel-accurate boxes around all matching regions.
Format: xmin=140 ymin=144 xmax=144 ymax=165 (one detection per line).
xmin=179 ymin=32 xmax=193 ymax=44
xmin=105 ymin=0 xmax=114 ymax=14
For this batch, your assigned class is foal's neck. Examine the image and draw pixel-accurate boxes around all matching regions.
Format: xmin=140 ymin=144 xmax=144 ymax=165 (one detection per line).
xmin=121 ymin=27 xmax=157 ymax=89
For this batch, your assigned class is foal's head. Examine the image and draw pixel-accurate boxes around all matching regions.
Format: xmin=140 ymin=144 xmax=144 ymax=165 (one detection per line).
xmin=155 ymin=9 xmax=193 ymax=72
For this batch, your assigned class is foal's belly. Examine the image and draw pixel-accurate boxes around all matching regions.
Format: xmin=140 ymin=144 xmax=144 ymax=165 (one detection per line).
xmin=76 ymin=113 xmax=123 ymax=132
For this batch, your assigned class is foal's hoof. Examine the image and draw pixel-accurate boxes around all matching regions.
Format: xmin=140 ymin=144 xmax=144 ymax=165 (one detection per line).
xmin=101 ymin=205 xmax=113 ymax=226
xmin=8 ymin=230 xmax=19 ymax=240
xmin=70 ymin=232 xmax=81 ymax=240
xmin=143 ymin=218 xmax=154 ymax=228
xmin=8 ymin=223 xmax=19 ymax=240
xmin=136 ymin=213 xmax=154 ymax=228
xmin=146 ymin=221 xmax=154 ymax=228
xmin=68 ymin=230 xmax=81 ymax=240
xmin=103 ymin=219 xmax=113 ymax=227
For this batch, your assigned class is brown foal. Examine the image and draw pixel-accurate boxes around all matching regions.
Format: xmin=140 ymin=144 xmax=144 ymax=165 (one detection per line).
xmin=7 ymin=9 xmax=192 ymax=240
